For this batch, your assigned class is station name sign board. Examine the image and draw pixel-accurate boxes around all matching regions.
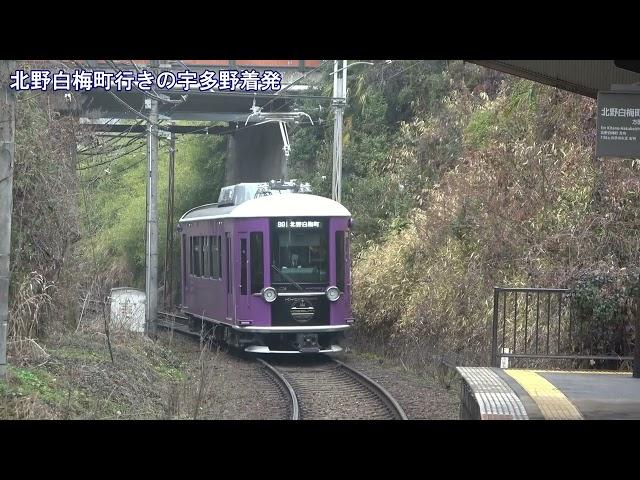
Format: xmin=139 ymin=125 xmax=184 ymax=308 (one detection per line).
xmin=596 ymin=91 xmax=640 ymax=158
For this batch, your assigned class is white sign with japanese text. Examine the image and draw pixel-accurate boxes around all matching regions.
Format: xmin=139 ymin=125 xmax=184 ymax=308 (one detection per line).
xmin=596 ymin=92 xmax=640 ymax=158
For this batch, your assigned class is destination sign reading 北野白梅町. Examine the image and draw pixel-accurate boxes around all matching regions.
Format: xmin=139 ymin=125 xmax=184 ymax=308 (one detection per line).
xmin=277 ymin=221 xmax=322 ymax=228
xmin=596 ymin=91 xmax=640 ymax=158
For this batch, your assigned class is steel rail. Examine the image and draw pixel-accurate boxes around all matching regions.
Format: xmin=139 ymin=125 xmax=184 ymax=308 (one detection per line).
xmin=256 ymin=358 xmax=300 ymax=421
xmin=332 ymin=359 xmax=408 ymax=420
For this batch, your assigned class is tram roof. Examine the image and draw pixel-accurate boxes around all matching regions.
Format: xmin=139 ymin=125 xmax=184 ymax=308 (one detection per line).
xmin=179 ymin=193 xmax=351 ymax=223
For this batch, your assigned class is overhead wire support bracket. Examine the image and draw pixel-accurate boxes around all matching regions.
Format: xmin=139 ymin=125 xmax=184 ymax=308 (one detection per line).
xmin=244 ymin=98 xmax=314 ymax=126
xmin=279 ymin=121 xmax=290 ymax=159
xmin=241 ymin=87 xmax=317 ymax=163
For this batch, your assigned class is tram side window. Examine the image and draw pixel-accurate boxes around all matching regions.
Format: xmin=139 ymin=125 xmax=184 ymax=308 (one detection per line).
xmin=250 ymin=232 xmax=264 ymax=294
xmin=213 ymin=235 xmax=222 ymax=279
xmin=208 ymin=236 xmax=214 ymax=278
xmin=203 ymin=236 xmax=211 ymax=277
xmin=336 ymin=231 xmax=345 ymax=291
xmin=217 ymin=236 xmax=222 ymax=278
xmin=226 ymin=235 xmax=231 ymax=294
xmin=182 ymin=234 xmax=187 ymax=286
xmin=240 ymin=239 xmax=247 ymax=295
xmin=192 ymin=236 xmax=201 ymax=277
xmin=199 ymin=237 xmax=205 ymax=277
xmin=189 ymin=237 xmax=194 ymax=275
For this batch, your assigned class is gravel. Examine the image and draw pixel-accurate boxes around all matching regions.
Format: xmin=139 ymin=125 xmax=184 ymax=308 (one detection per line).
xmin=160 ymin=333 xmax=461 ymax=420
xmin=332 ymin=350 xmax=460 ymax=419
xmin=266 ymin=356 xmax=397 ymax=420
xmin=156 ymin=331 xmax=287 ymax=419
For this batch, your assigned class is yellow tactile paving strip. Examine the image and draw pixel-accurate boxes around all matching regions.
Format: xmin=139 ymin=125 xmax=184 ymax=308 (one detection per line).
xmin=529 ymin=370 xmax=630 ymax=375
xmin=505 ymin=370 xmax=584 ymax=420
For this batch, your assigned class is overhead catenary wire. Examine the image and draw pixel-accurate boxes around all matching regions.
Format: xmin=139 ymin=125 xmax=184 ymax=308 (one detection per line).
xmin=76 ymin=137 xmax=146 ymax=170
xmin=383 ymin=60 xmax=424 ymax=81
xmin=74 ymin=60 xmax=366 ymax=189
xmin=70 ymin=60 xmax=165 ymax=178
xmin=76 ymin=118 xmax=147 ymax=161
xmin=78 ymin=135 xmax=173 ymax=184
xmin=278 ymin=59 xmax=410 ymax=128
xmin=71 ymin=60 xmax=159 ymax=127
xmin=77 ymin=138 xmax=145 ymax=163
xmin=73 ymin=60 xmax=413 ymax=185
xmin=73 ymin=60 xmax=387 ymax=161
xmin=222 ymin=60 xmax=400 ymax=134
xmin=79 ymin=151 xmax=145 ymax=187
xmin=77 ymin=141 xmax=146 ymax=172
xmin=122 ymin=59 xmax=331 ymax=122
xmin=15 ymin=65 xmax=148 ymax=157
xmin=126 ymin=60 xmax=186 ymax=105
xmin=258 ymin=60 xmax=332 ymax=112
xmin=70 ymin=60 xmax=340 ymax=140
xmin=77 ymin=126 xmax=146 ymax=156
xmin=257 ymin=60 xmax=388 ymax=123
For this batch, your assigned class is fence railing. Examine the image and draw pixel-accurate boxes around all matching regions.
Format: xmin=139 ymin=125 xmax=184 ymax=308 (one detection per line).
xmin=490 ymin=287 xmax=635 ymax=369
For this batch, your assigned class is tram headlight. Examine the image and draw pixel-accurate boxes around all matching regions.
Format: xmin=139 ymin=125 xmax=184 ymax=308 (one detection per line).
xmin=326 ymin=286 xmax=340 ymax=302
xmin=261 ymin=287 xmax=277 ymax=303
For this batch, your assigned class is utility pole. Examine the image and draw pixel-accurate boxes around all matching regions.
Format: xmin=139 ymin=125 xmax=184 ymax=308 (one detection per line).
xmin=163 ymin=126 xmax=176 ymax=310
xmin=0 ymin=60 xmax=17 ymax=380
xmin=331 ymin=60 xmax=347 ymax=203
xmin=145 ymin=60 xmax=159 ymax=338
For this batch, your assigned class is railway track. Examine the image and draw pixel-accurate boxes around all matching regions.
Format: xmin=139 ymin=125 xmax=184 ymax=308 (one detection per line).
xmin=257 ymin=356 xmax=407 ymax=420
xmin=157 ymin=312 xmax=407 ymax=420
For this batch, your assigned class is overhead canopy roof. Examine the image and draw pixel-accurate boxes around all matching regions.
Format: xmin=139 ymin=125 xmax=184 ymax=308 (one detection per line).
xmin=471 ymin=60 xmax=640 ymax=98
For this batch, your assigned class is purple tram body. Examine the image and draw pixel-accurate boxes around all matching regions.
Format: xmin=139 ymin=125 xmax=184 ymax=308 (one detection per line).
xmin=177 ymin=182 xmax=353 ymax=353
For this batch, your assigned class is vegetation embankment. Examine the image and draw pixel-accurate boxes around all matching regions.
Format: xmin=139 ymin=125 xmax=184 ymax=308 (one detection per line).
xmin=289 ymin=61 xmax=640 ymax=367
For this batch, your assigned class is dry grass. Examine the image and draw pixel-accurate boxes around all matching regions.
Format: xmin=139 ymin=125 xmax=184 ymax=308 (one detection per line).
xmin=1 ymin=314 xmax=183 ymax=419
xmin=9 ymin=272 xmax=53 ymax=339
xmin=0 ymin=310 xmax=238 ymax=420
xmin=352 ymin=76 xmax=640 ymax=368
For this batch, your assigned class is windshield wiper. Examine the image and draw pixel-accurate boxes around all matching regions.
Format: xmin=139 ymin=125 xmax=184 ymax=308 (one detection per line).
xmin=271 ymin=264 xmax=304 ymax=292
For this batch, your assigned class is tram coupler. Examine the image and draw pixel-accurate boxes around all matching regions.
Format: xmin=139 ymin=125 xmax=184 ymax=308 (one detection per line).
xmin=296 ymin=333 xmax=320 ymax=353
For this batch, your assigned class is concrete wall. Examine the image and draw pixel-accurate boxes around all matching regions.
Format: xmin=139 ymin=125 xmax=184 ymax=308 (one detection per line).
xmin=226 ymin=123 xmax=287 ymax=185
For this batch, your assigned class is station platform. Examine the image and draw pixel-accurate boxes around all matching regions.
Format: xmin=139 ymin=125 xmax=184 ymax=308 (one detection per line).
xmin=457 ymin=367 xmax=640 ymax=420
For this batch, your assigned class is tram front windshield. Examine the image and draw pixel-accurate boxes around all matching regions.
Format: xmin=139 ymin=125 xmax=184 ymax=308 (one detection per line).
xmin=271 ymin=220 xmax=328 ymax=284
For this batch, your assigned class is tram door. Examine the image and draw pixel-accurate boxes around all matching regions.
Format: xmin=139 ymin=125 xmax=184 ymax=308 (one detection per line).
xmin=225 ymin=232 xmax=233 ymax=320
xmin=238 ymin=233 xmax=250 ymax=317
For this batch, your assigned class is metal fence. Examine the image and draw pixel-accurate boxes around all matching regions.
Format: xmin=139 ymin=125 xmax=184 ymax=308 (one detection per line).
xmin=490 ymin=287 xmax=635 ymax=368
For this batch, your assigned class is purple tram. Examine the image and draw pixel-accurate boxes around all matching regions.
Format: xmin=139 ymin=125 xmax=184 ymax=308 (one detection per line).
xmin=177 ymin=182 xmax=353 ymax=353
